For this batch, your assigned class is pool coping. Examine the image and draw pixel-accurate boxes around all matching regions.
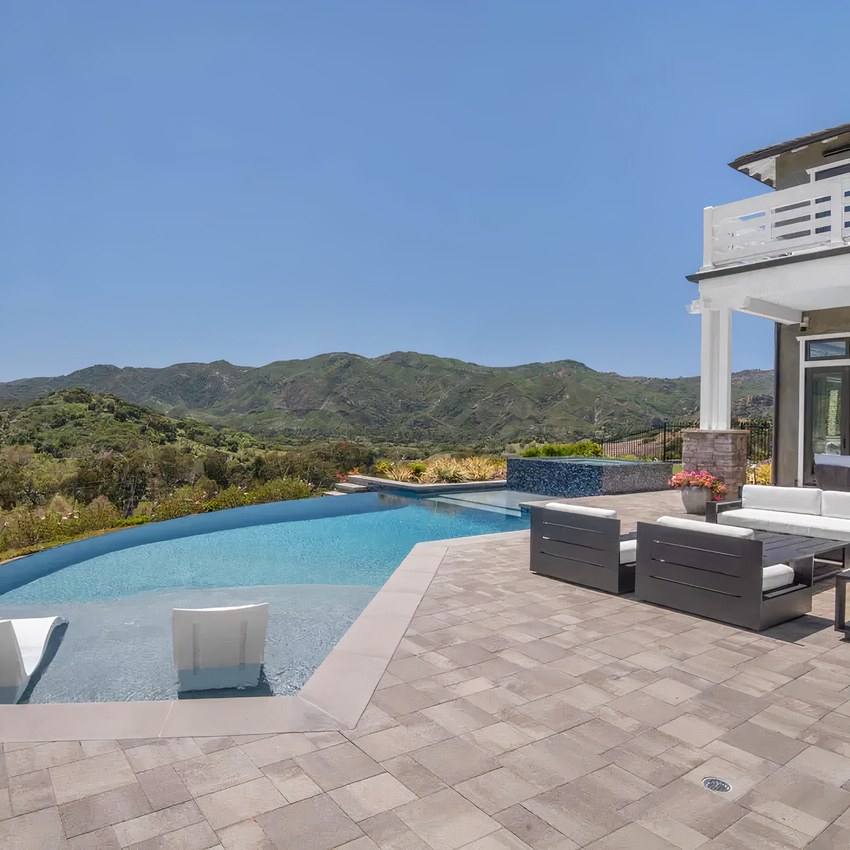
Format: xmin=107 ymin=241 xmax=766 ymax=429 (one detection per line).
xmin=0 ymin=529 xmax=529 ymax=742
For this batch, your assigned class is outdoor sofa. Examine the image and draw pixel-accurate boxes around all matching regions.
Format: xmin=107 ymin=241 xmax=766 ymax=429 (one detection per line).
xmin=530 ymin=502 xmax=637 ymax=594
xmin=635 ymin=516 xmax=812 ymax=631
xmin=708 ymin=484 xmax=850 ymax=546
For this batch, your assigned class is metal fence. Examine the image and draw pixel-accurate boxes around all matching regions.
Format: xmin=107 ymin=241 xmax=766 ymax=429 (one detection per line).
xmin=601 ymin=423 xmax=694 ymax=462
xmin=601 ymin=420 xmax=773 ymax=464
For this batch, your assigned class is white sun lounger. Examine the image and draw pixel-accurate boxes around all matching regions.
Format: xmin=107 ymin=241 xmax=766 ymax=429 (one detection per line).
xmin=0 ymin=616 xmax=67 ymax=704
xmin=172 ymin=604 xmax=269 ymax=692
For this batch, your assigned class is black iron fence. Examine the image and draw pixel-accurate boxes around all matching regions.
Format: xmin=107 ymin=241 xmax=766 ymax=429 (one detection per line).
xmin=735 ymin=418 xmax=773 ymax=463
xmin=601 ymin=419 xmax=773 ymax=464
xmin=600 ymin=423 xmax=693 ymax=462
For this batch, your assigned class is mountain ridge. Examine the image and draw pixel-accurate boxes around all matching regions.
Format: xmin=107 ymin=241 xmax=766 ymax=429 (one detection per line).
xmin=0 ymin=352 xmax=774 ymax=445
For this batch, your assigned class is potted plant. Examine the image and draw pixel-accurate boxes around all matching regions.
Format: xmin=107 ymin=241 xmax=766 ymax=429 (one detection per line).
xmin=668 ymin=470 xmax=727 ymax=515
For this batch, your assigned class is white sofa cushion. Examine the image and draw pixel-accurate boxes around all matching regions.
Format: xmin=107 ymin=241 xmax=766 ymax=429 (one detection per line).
xmin=544 ymin=502 xmax=617 ymax=519
xmin=762 ymin=564 xmax=795 ymax=592
xmin=656 ymin=516 xmax=755 ymax=538
xmin=619 ymin=539 xmax=637 ymax=564
xmin=821 ymin=490 xmax=850 ymax=519
xmin=742 ymin=484 xmax=822 ymax=516
xmin=719 ymin=508 xmax=850 ymax=542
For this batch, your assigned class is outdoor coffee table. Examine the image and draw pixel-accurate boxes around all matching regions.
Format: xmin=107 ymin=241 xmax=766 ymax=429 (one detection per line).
xmin=752 ymin=531 xmax=848 ymax=584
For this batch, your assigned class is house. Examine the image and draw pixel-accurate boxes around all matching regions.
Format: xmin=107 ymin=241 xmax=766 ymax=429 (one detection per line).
xmin=686 ymin=122 xmax=850 ymax=488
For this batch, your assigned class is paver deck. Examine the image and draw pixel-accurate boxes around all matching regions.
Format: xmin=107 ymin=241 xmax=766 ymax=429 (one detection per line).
xmin=2 ymin=490 xmax=850 ymax=848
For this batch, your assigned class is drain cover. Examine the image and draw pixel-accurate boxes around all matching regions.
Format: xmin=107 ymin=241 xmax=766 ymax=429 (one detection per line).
xmin=702 ymin=777 xmax=731 ymax=792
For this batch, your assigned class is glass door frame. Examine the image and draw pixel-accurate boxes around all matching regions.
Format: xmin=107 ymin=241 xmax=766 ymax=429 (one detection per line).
xmin=799 ymin=333 xmax=850 ymax=485
xmin=803 ymin=365 xmax=850 ymax=484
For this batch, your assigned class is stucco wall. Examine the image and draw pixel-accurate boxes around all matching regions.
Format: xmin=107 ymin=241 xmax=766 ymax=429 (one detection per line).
xmin=774 ymin=133 xmax=850 ymax=189
xmin=776 ymin=306 xmax=850 ymax=486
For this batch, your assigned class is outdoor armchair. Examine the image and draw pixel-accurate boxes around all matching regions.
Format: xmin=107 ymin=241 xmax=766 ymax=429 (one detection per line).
xmin=530 ymin=502 xmax=637 ymax=594
xmin=635 ymin=516 xmax=812 ymax=631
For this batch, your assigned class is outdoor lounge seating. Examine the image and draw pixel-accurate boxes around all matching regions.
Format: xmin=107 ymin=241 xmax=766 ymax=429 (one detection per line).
xmin=0 ymin=616 xmax=67 ymax=704
xmin=635 ymin=516 xmax=812 ymax=631
xmin=173 ymin=603 xmax=269 ymax=692
xmin=709 ymin=484 xmax=850 ymax=546
xmin=530 ymin=502 xmax=637 ymax=594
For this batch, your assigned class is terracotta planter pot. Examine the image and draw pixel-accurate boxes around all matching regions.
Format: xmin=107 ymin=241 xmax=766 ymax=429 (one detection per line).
xmin=681 ymin=486 xmax=711 ymax=515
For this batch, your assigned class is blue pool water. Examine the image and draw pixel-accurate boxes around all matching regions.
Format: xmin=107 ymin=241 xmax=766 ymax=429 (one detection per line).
xmin=0 ymin=492 xmax=528 ymax=702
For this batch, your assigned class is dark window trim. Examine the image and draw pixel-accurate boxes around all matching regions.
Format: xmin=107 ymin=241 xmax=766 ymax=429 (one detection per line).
xmin=805 ymin=339 xmax=850 ymax=362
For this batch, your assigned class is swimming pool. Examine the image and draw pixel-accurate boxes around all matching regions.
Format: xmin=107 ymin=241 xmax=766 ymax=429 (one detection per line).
xmin=0 ymin=492 xmax=528 ymax=703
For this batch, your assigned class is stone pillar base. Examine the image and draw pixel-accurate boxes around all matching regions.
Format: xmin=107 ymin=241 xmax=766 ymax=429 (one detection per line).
xmin=682 ymin=429 xmax=748 ymax=497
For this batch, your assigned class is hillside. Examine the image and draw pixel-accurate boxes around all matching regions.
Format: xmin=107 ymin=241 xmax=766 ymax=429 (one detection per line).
xmin=0 ymin=388 xmax=267 ymax=459
xmin=0 ymin=353 xmax=774 ymax=445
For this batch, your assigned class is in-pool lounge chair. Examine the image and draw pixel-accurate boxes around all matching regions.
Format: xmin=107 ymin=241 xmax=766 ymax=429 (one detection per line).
xmin=530 ymin=502 xmax=638 ymax=594
xmin=0 ymin=616 xmax=67 ymax=704
xmin=173 ymin=603 xmax=269 ymax=692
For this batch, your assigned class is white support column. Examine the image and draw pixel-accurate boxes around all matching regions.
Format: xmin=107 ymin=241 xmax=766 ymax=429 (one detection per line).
xmin=699 ymin=307 xmax=732 ymax=430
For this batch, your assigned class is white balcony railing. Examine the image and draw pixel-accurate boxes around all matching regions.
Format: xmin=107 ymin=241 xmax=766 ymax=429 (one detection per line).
xmin=702 ymin=175 xmax=850 ymax=270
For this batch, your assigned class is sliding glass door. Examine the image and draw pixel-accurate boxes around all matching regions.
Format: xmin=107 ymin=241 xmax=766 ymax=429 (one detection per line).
xmin=804 ymin=366 xmax=850 ymax=484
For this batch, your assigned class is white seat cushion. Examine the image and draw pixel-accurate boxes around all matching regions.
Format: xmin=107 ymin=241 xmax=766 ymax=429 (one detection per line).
xmin=544 ymin=502 xmax=617 ymax=519
xmin=656 ymin=516 xmax=755 ymax=538
xmin=742 ymin=485 xmax=822 ymax=516
xmin=619 ymin=539 xmax=637 ymax=564
xmin=719 ymin=509 xmax=850 ymax=541
xmin=762 ymin=564 xmax=795 ymax=593
xmin=821 ymin=490 xmax=850 ymax=520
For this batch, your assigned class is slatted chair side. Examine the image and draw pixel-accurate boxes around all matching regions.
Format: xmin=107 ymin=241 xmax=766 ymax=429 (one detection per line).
xmin=635 ymin=522 xmax=765 ymax=629
xmin=532 ymin=506 xmax=620 ymax=566
xmin=530 ymin=505 xmax=625 ymax=593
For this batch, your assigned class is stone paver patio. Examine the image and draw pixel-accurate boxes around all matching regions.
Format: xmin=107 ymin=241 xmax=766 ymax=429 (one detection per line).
xmin=2 ymin=490 xmax=850 ymax=848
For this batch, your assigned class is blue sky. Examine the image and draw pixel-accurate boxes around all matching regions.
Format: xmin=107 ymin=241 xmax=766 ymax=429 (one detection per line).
xmin=2 ymin=1 xmax=848 ymax=383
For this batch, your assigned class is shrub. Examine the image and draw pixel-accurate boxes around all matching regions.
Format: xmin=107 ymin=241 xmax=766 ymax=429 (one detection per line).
xmin=423 ymin=457 xmax=468 ymax=483
xmin=385 ymin=464 xmax=415 ymax=482
xmin=521 ymin=441 xmax=602 ymax=458
xmin=747 ymin=461 xmax=771 ymax=485
xmin=409 ymin=461 xmax=428 ymax=479
xmin=250 ymin=477 xmax=312 ymax=504
xmin=458 ymin=457 xmax=497 ymax=481
xmin=203 ymin=486 xmax=249 ymax=513
xmin=152 ymin=486 xmax=205 ymax=522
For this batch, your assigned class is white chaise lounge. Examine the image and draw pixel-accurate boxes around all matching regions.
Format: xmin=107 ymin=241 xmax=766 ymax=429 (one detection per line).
xmin=0 ymin=616 xmax=67 ymax=704
xmin=173 ymin=604 xmax=269 ymax=692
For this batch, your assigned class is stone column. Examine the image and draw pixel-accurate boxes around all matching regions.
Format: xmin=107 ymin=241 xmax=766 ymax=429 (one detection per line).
xmin=682 ymin=429 xmax=749 ymax=497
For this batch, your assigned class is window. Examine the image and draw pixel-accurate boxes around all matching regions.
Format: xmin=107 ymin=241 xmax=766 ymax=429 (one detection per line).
xmin=806 ymin=339 xmax=850 ymax=360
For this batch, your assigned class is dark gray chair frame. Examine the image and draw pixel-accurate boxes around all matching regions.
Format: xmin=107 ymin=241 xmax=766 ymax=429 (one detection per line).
xmin=635 ymin=521 xmax=813 ymax=631
xmin=530 ymin=504 xmax=635 ymax=594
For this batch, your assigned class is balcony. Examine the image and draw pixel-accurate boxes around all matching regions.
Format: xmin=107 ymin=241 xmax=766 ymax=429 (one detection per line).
xmin=702 ymin=174 xmax=850 ymax=271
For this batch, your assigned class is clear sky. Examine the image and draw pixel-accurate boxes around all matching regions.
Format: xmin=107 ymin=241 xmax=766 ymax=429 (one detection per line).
xmin=2 ymin=0 xmax=848 ymax=383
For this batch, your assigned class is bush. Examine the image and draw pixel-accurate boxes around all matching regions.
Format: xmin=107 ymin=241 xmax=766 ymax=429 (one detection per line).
xmin=250 ymin=477 xmax=312 ymax=504
xmin=521 ymin=441 xmax=602 ymax=458
xmin=203 ymin=486 xmax=249 ymax=513
xmin=423 ymin=457 xmax=468 ymax=483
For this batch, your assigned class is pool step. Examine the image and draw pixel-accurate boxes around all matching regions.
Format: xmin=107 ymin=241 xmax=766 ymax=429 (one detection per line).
xmin=322 ymin=490 xmax=347 ymax=497
xmin=335 ymin=482 xmax=368 ymax=493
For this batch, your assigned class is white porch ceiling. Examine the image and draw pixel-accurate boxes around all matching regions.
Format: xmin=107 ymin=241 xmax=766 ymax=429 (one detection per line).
xmin=693 ymin=250 xmax=850 ymax=321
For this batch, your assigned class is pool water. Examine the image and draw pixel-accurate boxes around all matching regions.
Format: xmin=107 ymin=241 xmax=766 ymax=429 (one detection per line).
xmin=0 ymin=492 xmax=528 ymax=702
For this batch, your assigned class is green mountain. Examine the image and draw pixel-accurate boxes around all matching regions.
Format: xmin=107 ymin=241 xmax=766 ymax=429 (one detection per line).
xmin=0 ymin=352 xmax=774 ymax=445
xmin=0 ymin=388 xmax=266 ymax=459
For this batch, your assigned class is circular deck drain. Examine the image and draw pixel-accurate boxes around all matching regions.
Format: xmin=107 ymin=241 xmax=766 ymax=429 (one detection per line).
xmin=702 ymin=777 xmax=731 ymax=793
